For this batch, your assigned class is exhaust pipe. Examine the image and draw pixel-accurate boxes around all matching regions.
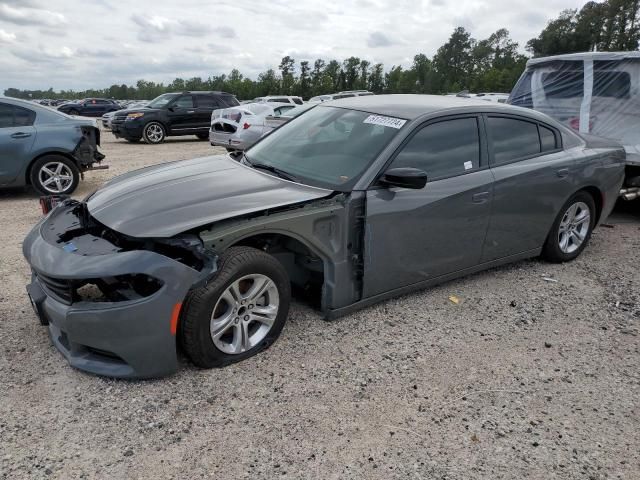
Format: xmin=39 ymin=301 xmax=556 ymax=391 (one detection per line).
xmin=620 ymin=186 xmax=640 ymax=201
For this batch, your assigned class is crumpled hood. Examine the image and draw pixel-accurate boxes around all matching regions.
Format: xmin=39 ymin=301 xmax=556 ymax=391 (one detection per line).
xmin=87 ymin=155 xmax=332 ymax=238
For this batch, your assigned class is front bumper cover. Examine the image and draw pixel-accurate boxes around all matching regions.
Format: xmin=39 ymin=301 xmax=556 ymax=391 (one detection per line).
xmin=22 ymin=206 xmax=208 ymax=379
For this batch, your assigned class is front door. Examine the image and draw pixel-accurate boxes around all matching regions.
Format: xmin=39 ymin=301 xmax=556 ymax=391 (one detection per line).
xmin=166 ymin=95 xmax=198 ymax=133
xmin=0 ymin=103 xmax=36 ymax=185
xmin=363 ymin=116 xmax=494 ymax=298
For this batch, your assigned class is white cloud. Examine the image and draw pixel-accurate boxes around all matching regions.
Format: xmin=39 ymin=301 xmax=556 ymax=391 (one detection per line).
xmin=0 ymin=0 xmax=587 ymax=92
xmin=0 ymin=27 xmax=16 ymax=43
xmin=0 ymin=3 xmax=66 ymax=26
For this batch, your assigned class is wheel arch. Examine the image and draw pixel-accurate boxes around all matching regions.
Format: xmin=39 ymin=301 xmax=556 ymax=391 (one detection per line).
xmin=25 ymin=151 xmax=79 ymax=185
xmin=226 ymin=231 xmax=330 ymax=310
xmin=577 ymin=185 xmax=604 ymax=225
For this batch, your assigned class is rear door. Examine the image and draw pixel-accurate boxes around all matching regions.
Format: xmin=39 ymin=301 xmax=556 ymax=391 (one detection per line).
xmin=194 ymin=94 xmax=221 ymax=131
xmin=0 ymin=103 xmax=37 ymax=184
xmin=363 ymin=115 xmax=494 ymax=297
xmin=481 ymin=114 xmax=575 ymax=261
xmin=166 ymin=95 xmax=198 ymax=132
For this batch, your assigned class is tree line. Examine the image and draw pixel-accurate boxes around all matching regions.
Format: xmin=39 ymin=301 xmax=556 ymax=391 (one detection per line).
xmin=5 ymin=0 xmax=639 ymax=102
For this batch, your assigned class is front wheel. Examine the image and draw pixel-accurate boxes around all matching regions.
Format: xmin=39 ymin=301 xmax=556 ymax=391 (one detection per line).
xmin=30 ymin=155 xmax=80 ymax=195
xmin=196 ymin=133 xmax=209 ymax=140
xmin=542 ymin=191 xmax=596 ymax=263
xmin=180 ymin=247 xmax=291 ymax=368
xmin=142 ymin=122 xmax=166 ymax=144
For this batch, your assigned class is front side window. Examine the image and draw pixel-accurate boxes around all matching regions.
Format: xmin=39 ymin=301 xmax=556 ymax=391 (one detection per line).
xmin=391 ymin=118 xmax=480 ymax=180
xmin=147 ymin=93 xmax=179 ymax=109
xmin=173 ymin=95 xmax=194 ymax=109
xmin=488 ymin=117 xmax=541 ymax=164
xmin=247 ymin=106 xmax=403 ymax=191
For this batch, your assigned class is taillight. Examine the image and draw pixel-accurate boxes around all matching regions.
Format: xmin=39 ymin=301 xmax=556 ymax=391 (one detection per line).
xmin=243 ymin=122 xmax=250 ymax=130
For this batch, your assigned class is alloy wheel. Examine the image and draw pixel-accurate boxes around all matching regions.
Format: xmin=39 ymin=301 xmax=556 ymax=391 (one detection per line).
xmin=210 ymin=274 xmax=280 ymax=355
xmin=145 ymin=123 xmax=164 ymax=143
xmin=558 ymin=201 xmax=590 ymax=254
xmin=38 ymin=162 xmax=74 ymax=194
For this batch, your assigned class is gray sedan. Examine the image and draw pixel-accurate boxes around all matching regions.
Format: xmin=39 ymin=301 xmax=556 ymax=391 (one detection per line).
xmin=0 ymin=97 xmax=105 ymax=195
xmin=23 ymin=95 xmax=625 ymax=378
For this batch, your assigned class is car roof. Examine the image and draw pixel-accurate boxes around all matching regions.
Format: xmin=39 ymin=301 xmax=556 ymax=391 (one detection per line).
xmin=325 ymin=94 xmax=526 ymax=120
xmin=527 ymin=51 xmax=640 ymax=68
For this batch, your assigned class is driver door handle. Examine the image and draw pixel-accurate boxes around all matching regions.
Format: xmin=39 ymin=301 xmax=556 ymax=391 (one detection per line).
xmin=472 ymin=191 xmax=490 ymax=203
xmin=556 ymin=168 xmax=569 ymax=178
xmin=10 ymin=132 xmax=32 ymax=139
xmin=187 ymin=110 xmax=195 ymax=114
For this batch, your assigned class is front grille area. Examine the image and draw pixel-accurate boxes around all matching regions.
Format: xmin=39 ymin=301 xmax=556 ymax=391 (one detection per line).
xmin=110 ymin=114 xmax=127 ymax=127
xmin=36 ymin=273 xmax=73 ymax=304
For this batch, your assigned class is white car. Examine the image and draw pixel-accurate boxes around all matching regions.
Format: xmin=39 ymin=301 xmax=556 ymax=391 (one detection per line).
xmin=209 ymin=102 xmax=296 ymax=151
xmin=309 ymin=90 xmax=374 ymax=102
xmin=253 ymin=96 xmax=304 ymax=105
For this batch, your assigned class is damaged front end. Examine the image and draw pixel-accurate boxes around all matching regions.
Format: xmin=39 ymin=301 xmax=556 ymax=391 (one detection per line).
xmin=74 ymin=126 xmax=107 ymax=172
xmin=23 ymin=199 xmax=217 ymax=378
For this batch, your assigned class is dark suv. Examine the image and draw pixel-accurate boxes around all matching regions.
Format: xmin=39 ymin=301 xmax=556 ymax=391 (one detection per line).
xmin=111 ymin=91 xmax=239 ymax=144
xmin=57 ymin=98 xmax=120 ymax=117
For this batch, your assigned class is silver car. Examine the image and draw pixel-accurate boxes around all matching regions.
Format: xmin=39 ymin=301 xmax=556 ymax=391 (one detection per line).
xmin=23 ymin=95 xmax=624 ymax=378
xmin=209 ymin=102 xmax=296 ymax=151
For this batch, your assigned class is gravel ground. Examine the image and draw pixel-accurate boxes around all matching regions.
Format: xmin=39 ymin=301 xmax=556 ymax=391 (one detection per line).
xmin=1 ymin=130 xmax=639 ymax=479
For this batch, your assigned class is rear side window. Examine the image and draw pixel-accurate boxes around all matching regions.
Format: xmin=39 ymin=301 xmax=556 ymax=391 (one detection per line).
xmin=268 ymin=98 xmax=290 ymax=104
xmin=0 ymin=103 xmax=13 ymax=128
xmin=593 ymin=71 xmax=630 ymax=98
xmin=219 ymin=95 xmax=240 ymax=107
xmin=540 ymin=125 xmax=557 ymax=152
xmin=392 ymin=117 xmax=480 ymax=180
xmin=542 ymin=71 xmax=584 ymax=99
xmin=0 ymin=104 xmax=35 ymax=128
xmin=488 ymin=117 xmax=559 ymax=164
xmin=292 ymin=98 xmax=303 ymax=105
xmin=195 ymin=95 xmax=219 ymax=109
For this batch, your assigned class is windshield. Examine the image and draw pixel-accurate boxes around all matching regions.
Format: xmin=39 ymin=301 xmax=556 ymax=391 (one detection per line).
xmin=281 ymin=104 xmax=315 ymax=118
xmin=147 ymin=93 xmax=179 ymax=108
xmin=246 ymin=106 xmax=404 ymax=191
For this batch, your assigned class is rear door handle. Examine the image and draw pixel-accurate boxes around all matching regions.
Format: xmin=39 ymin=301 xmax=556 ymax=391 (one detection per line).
xmin=187 ymin=110 xmax=196 ymax=114
xmin=556 ymin=168 xmax=569 ymax=178
xmin=10 ymin=132 xmax=31 ymax=139
xmin=472 ymin=191 xmax=490 ymax=203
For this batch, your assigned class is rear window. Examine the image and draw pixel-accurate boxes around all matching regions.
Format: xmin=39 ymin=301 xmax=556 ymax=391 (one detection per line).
xmin=219 ymin=95 xmax=240 ymax=107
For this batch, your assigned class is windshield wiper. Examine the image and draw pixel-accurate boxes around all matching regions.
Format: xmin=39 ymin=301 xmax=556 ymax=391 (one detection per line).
xmin=242 ymin=154 xmax=299 ymax=182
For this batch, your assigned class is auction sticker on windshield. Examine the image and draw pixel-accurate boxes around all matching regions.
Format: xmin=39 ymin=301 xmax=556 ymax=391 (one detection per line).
xmin=363 ymin=114 xmax=407 ymax=129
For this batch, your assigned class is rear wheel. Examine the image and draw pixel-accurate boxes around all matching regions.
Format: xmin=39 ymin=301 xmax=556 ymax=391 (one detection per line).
xmin=542 ymin=191 xmax=596 ymax=263
xmin=30 ymin=155 xmax=80 ymax=195
xmin=142 ymin=122 xmax=166 ymax=144
xmin=68 ymin=109 xmax=80 ymax=116
xmin=180 ymin=247 xmax=290 ymax=368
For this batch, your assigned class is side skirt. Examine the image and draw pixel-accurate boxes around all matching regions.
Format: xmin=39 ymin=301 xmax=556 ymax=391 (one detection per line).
xmin=325 ymin=247 xmax=542 ymax=320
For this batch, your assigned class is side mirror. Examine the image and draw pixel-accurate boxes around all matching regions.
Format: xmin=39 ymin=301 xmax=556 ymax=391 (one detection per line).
xmin=379 ymin=167 xmax=428 ymax=189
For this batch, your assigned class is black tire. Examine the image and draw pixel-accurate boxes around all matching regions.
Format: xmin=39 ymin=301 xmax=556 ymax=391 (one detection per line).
xmin=30 ymin=155 xmax=80 ymax=195
xmin=180 ymin=247 xmax=291 ymax=368
xmin=68 ymin=109 xmax=80 ymax=116
xmin=126 ymin=138 xmax=141 ymax=143
xmin=542 ymin=191 xmax=596 ymax=263
xmin=142 ymin=122 xmax=166 ymax=144
xmin=196 ymin=133 xmax=209 ymax=140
